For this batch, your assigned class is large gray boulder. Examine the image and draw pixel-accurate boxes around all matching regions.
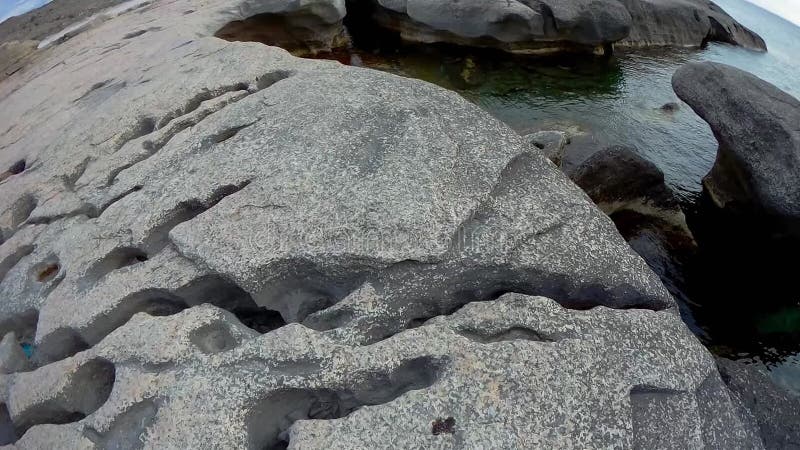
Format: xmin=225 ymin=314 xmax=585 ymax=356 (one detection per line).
xmin=0 ymin=0 xmax=771 ymax=447
xmin=672 ymin=62 xmax=800 ymax=238
xmin=616 ymin=0 xmax=765 ymax=50
xmin=361 ymin=0 xmax=631 ymax=54
xmin=345 ymin=0 xmax=764 ymax=55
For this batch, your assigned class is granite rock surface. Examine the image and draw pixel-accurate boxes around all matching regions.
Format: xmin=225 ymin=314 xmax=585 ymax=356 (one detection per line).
xmin=0 ymin=0 xmax=777 ymax=448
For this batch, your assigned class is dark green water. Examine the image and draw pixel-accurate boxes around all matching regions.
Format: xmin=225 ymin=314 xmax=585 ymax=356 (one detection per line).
xmin=320 ymin=0 xmax=800 ymax=393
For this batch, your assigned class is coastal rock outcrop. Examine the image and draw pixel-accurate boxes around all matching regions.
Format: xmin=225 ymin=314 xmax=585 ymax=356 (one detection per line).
xmin=340 ymin=0 xmax=764 ymax=55
xmin=0 ymin=0 xmax=777 ymax=447
xmin=617 ymin=0 xmax=766 ymax=50
xmin=673 ymin=62 xmax=800 ymax=238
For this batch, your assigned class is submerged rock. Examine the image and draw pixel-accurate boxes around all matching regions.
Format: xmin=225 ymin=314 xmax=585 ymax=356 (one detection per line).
xmin=659 ymin=101 xmax=680 ymax=113
xmin=673 ymin=62 xmax=800 ymax=239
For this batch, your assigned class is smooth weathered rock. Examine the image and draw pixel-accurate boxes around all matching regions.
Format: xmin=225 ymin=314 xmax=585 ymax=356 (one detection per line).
xmin=0 ymin=0 xmax=773 ymax=447
xmin=717 ymin=358 xmax=800 ymax=448
xmin=616 ymin=0 xmax=765 ymax=50
xmin=673 ymin=62 xmax=800 ymax=238
xmin=348 ymin=0 xmax=763 ymax=55
xmin=524 ymin=130 xmax=569 ymax=166
xmin=0 ymin=333 xmax=30 ymax=374
xmin=569 ymin=145 xmax=690 ymax=234
xmin=359 ymin=0 xmax=631 ymax=54
xmin=567 ymin=145 xmax=697 ymax=319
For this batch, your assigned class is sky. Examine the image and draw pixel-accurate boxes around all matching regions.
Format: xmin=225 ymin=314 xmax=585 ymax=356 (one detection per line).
xmin=1 ymin=0 xmax=799 ymax=27
xmin=745 ymin=0 xmax=800 ymax=26
xmin=0 ymin=0 xmax=50 ymax=24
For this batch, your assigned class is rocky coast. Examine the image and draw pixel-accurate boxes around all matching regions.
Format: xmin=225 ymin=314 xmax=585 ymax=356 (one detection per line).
xmin=0 ymin=0 xmax=797 ymax=448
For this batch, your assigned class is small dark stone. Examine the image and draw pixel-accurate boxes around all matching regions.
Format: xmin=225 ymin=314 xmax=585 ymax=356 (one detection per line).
xmin=659 ymin=102 xmax=679 ymax=112
xmin=431 ymin=417 xmax=455 ymax=435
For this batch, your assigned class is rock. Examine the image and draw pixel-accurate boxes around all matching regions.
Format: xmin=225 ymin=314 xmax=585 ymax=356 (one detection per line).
xmin=0 ymin=0 xmax=125 ymax=43
xmin=717 ymin=358 xmax=800 ymax=448
xmin=3 ymin=298 xmax=765 ymax=448
xmin=360 ymin=0 xmax=631 ymax=54
xmin=348 ymin=0 xmax=763 ymax=55
xmin=567 ymin=145 xmax=698 ymax=320
xmin=616 ymin=0 xmax=766 ymax=51
xmin=672 ymin=62 xmax=800 ymax=238
xmin=659 ymin=101 xmax=679 ymax=113
xmin=213 ymin=0 xmax=348 ymax=55
xmin=524 ymin=130 xmax=569 ymax=166
xmin=0 ymin=0 xmax=772 ymax=447
xmin=0 ymin=333 xmax=30 ymax=374
xmin=0 ymin=41 xmax=38 ymax=84
xmin=569 ymin=145 xmax=691 ymax=235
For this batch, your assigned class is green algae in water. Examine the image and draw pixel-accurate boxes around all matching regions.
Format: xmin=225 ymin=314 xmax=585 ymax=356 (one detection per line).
xmin=757 ymin=307 xmax=800 ymax=334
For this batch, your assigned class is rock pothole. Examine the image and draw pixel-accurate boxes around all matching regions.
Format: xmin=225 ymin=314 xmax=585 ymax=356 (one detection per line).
xmin=177 ymin=275 xmax=287 ymax=334
xmin=79 ymin=246 xmax=148 ymax=290
xmin=246 ymin=356 xmax=442 ymax=449
xmin=0 ymin=160 xmax=26 ymax=183
xmin=1 ymin=194 xmax=37 ymax=240
xmin=189 ymin=322 xmax=237 ymax=354
xmin=431 ymin=416 xmax=455 ymax=435
xmin=83 ymin=399 xmax=159 ymax=449
xmin=11 ymin=358 xmax=116 ymax=439
xmin=33 ymin=261 xmax=60 ymax=283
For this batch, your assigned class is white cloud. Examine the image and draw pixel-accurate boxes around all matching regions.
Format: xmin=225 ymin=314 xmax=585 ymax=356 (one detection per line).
xmin=0 ymin=0 xmax=51 ymax=24
xmin=745 ymin=0 xmax=800 ymax=26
